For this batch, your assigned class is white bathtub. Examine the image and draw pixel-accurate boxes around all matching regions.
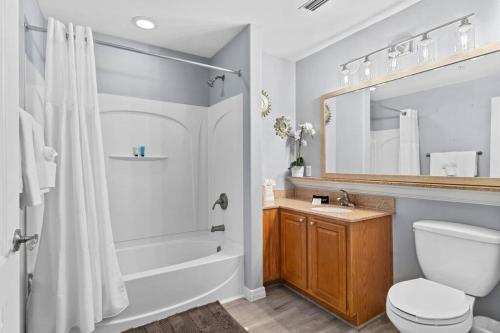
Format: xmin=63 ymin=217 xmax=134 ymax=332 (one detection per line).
xmin=95 ymin=232 xmax=244 ymax=332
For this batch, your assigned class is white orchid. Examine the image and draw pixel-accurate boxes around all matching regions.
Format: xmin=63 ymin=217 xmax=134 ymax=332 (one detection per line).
xmin=287 ymin=121 xmax=315 ymax=169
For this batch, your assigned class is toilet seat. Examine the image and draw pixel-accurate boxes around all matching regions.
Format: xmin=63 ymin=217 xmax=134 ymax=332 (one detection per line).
xmin=387 ymin=278 xmax=471 ymax=326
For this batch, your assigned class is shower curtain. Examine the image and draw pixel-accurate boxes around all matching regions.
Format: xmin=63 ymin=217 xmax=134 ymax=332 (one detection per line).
xmin=27 ymin=18 xmax=129 ymax=333
xmin=398 ymin=109 xmax=421 ymax=175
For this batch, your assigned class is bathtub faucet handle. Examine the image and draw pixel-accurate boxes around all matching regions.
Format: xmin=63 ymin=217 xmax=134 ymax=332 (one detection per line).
xmin=212 ymin=193 xmax=228 ymax=210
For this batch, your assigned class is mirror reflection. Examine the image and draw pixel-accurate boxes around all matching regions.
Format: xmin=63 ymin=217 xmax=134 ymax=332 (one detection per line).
xmin=323 ymin=51 xmax=500 ymax=178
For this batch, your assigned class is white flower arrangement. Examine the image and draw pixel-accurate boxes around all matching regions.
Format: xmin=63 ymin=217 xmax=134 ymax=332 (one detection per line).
xmin=289 ymin=122 xmax=315 ymax=169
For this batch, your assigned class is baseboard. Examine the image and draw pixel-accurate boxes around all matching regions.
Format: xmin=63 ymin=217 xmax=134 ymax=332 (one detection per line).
xmin=243 ymin=286 xmax=266 ymax=302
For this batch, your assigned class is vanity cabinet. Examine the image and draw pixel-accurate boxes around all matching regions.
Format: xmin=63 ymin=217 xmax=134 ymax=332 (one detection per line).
xmin=308 ymin=217 xmax=347 ymax=313
xmin=264 ymin=208 xmax=392 ymax=327
xmin=280 ymin=211 xmax=308 ymax=290
xmin=263 ymin=208 xmax=281 ymax=285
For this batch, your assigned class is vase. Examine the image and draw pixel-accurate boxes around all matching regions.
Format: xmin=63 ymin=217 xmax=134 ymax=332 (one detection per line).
xmin=291 ymin=166 xmax=304 ymax=177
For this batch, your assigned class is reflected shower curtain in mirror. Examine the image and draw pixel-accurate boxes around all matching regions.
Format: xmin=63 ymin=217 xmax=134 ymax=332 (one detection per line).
xmin=398 ymin=109 xmax=421 ymax=176
xmin=27 ymin=18 xmax=129 ymax=333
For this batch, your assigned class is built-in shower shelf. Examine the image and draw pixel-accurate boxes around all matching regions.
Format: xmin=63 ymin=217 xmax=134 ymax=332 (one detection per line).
xmin=108 ymin=155 xmax=168 ymax=161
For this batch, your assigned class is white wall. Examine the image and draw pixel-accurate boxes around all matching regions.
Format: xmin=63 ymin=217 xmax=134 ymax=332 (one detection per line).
xmin=99 ymin=94 xmax=208 ymax=243
xmin=261 ymin=53 xmax=296 ymax=189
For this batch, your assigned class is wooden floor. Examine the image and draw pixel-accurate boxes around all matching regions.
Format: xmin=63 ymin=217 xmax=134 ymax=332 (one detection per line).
xmin=224 ymin=285 xmax=398 ymax=333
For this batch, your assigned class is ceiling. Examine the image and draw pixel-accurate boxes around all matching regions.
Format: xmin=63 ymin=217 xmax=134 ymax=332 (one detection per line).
xmin=36 ymin=0 xmax=422 ymax=60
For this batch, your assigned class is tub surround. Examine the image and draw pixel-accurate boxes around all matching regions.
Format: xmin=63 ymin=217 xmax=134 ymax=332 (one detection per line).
xmin=262 ymin=189 xmax=393 ymax=327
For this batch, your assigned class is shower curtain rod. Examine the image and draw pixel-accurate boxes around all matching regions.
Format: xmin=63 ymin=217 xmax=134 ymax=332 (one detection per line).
xmin=378 ymin=104 xmax=407 ymax=116
xmin=24 ymin=22 xmax=242 ymax=77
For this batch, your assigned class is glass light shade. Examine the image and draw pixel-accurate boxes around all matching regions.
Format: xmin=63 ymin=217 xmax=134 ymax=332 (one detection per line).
xmin=339 ymin=65 xmax=350 ymax=87
xmin=361 ymin=57 xmax=372 ymax=81
xmin=387 ymin=47 xmax=399 ymax=73
xmin=455 ymin=18 xmax=475 ymax=53
xmin=417 ymin=33 xmax=436 ymax=64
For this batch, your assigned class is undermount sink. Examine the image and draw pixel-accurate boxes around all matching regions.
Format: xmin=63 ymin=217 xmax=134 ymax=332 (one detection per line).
xmin=311 ymin=206 xmax=353 ymax=214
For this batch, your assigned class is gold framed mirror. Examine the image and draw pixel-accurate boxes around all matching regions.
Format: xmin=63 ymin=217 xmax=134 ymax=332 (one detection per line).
xmin=320 ymin=42 xmax=500 ymax=191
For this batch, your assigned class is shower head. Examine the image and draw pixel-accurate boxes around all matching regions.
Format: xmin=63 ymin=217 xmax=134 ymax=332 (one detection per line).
xmin=207 ymin=74 xmax=226 ymax=97
xmin=207 ymin=74 xmax=225 ymax=87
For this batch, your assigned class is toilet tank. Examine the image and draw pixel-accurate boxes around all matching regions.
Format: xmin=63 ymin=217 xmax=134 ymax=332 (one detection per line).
xmin=414 ymin=220 xmax=500 ymax=297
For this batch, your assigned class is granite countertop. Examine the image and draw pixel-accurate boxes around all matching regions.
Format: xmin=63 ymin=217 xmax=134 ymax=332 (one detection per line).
xmin=263 ymin=198 xmax=392 ymax=223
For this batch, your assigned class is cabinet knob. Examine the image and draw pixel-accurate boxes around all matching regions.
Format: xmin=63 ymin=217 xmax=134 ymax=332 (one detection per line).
xmin=310 ymin=221 xmax=316 ymax=226
xmin=298 ymin=218 xmax=304 ymax=223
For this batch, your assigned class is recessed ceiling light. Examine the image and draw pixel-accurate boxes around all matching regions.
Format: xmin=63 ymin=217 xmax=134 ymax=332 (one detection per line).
xmin=132 ymin=16 xmax=156 ymax=30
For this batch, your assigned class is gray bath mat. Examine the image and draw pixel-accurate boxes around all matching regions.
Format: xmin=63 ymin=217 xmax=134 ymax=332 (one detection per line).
xmin=123 ymin=301 xmax=247 ymax=333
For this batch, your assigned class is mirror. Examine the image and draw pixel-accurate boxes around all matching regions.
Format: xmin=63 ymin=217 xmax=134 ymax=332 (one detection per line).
xmin=321 ymin=46 xmax=500 ymax=188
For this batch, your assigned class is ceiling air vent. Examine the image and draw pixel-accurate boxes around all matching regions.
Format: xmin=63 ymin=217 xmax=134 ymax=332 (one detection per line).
xmin=299 ymin=0 xmax=331 ymax=12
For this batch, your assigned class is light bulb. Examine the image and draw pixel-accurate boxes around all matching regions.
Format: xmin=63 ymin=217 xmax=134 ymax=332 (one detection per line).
xmin=456 ymin=18 xmax=475 ymax=52
xmin=417 ymin=33 xmax=435 ymax=64
xmin=362 ymin=56 xmax=372 ymax=81
xmin=387 ymin=46 xmax=399 ymax=73
xmin=340 ymin=64 xmax=350 ymax=87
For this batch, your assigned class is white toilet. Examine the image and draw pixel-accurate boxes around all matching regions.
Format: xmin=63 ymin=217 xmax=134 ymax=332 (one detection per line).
xmin=387 ymin=220 xmax=500 ymax=333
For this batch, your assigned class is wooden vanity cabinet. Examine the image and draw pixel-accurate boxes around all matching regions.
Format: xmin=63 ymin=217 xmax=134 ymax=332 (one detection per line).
xmin=308 ymin=217 xmax=347 ymax=313
xmin=280 ymin=211 xmax=308 ymax=290
xmin=265 ymin=208 xmax=392 ymax=327
xmin=263 ymin=208 xmax=281 ymax=285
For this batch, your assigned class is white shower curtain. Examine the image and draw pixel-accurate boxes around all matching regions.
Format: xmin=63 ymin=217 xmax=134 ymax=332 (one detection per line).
xmin=27 ymin=18 xmax=129 ymax=333
xmin=398 ymin=109 xmax=421 ymax=176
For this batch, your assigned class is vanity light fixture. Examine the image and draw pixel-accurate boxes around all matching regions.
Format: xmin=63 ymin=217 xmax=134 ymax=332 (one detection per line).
xmin=337 ymin=13 xmax=475 ymax=87
xmin=369 ymin=86 xmax=377 ymax=92
xmin=417 ymin=32 xmax=436 ymax=64
xmin=456 ymin=18 xmax=475 ymax=52
xmin=132 ymin=16 xmax=156 ymax=30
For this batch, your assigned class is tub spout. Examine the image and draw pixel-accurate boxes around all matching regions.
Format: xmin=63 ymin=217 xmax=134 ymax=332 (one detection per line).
xmin=211 ymin=224 xmax=225 ymax=232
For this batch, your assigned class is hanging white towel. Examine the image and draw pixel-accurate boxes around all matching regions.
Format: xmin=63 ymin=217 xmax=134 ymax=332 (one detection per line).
xmin=20 ymin=108 xmax=42 ymax=206
xmin=20 ymin=108 xmax=58 ymax=206
xmin=398 ymin=109 xmax=421 ymax=175
xmin=430 ymin=151 xmax=478 ymax=177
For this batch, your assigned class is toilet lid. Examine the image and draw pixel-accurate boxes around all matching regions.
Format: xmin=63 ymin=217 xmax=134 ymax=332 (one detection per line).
xmin=388 ymin=278 xmax=470 ymax=322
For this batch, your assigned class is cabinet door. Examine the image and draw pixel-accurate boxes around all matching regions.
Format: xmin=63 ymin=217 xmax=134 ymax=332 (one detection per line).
xmin=308 ymin=218 xmax=347 ymax=312
xmin=263 ymin=209 xmax=280 ymax=284
xmin=280 ymin=211 xmax=307 ymax=290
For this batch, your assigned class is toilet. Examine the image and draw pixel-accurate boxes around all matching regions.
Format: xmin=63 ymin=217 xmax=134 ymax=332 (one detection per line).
xmin=387 ymin=220 xmax=500 ymax=333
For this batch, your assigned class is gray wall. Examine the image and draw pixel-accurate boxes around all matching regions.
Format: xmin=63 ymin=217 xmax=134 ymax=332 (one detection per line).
xmin=296 ymin=0 xmax=500 ymax=320
xmin=210 ymin=26 xmax=264 ymax=291
xmin=261 ymin=53 xmax=296 ymax=189
xmin=94 ymin=33 xmax=210 ymax=107
xmin=371 ymin=74 xmax=500 ymax=177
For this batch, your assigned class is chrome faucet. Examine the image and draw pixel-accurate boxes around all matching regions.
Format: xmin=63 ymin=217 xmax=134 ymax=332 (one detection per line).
xmin=211 ymin=225 xmax=226 ymax=232
xmin=337 ymin=190 xmax=355 ymax=207
xmin=212 ymin=193 xmax=228 ymax=210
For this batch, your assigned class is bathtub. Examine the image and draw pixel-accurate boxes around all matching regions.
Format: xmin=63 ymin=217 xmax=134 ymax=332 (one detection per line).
xmin=95 ymin=232 xmax=244 ymax=332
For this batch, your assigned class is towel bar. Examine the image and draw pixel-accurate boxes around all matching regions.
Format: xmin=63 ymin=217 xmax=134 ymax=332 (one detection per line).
xmin=425 ymin=151 xmax=483 ymax=157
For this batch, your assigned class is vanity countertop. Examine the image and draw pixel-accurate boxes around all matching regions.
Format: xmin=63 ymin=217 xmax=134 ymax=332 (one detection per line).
xmin=263 ymin=198 xmax=392 ymax=223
